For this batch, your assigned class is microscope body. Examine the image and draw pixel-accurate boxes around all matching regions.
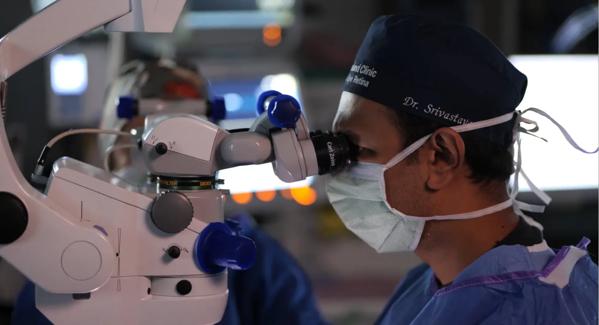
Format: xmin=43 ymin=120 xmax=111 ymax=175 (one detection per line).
xmin=0 ymin=2 xmax=355 ymax=322
xmin=0 ymin=94 xmax=352 ymax=323
xmin=35 ymin=157 xmax=228 ymax=324
xmin=31 ymin=110 xmax=286 ymax=324
xmin=12 ymin=106 xmax=319 ymax=324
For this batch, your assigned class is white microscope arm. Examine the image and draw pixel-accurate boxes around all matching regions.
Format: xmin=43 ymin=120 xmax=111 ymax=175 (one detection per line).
xmin=141 ymin=93 xmax=354 ymax=184
xmin=0 ymin=0 xmax=186 ymax=81
xmin=0 ymin=0 xmax=186 ymax=293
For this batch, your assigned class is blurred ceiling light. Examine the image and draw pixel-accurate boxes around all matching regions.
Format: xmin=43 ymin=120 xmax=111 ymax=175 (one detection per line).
xmin=231 ymin=192 xmax=253 ymax=205
xmin=256 ymin=190 xmax=277 ymax=202
xmin=290 ymin=186 xmax=317 ymax=206
xmin=263 ymin=23 xmax=282 ymax=47
xmin=257 ymin=0 xmax=295 ymax=11
xmin=258 ymin=73 xmax=299 ymax=100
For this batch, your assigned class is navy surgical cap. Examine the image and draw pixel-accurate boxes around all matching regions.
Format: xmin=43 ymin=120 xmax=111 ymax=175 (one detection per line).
xmin=343 ymin=15 xmax=527 ymax=142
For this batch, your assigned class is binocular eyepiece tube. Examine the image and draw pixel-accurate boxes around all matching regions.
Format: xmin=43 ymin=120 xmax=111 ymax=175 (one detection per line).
xmin=309 ymin=131 xmax=357 ymax=175
xmin=257 ymin=90 xmax=358 ymax=177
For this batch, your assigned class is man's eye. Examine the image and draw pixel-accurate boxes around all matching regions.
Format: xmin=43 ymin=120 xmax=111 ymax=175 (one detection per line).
xmin=358 ymin=147 xmax=375 ymax=157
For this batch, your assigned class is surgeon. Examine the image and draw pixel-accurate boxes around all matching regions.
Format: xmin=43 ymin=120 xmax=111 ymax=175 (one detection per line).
xmin=327 ymin=15 xmax=598 ymax=324
xmin=12 ymin=59 xmax=326 ymax=325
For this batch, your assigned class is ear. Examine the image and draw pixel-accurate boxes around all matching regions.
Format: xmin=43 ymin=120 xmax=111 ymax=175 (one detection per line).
xmin=423 ymin=128 xmax=465 ymax=191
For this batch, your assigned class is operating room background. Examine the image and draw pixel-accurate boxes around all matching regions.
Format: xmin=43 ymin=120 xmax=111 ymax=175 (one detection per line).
xmin=0 ymin=0 xmax=597 ymax=324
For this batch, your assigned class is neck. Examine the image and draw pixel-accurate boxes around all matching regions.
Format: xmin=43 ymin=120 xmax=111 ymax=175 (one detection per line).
xmin=414 ymin=205 xmax=519 ymax=285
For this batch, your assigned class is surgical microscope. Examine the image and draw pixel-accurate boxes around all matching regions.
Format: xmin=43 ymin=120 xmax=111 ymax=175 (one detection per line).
xmin=0 ymin=1 xmax=355 ymax=324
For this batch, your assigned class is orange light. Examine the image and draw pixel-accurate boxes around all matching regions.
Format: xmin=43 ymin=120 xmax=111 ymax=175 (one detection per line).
xmin=263 ymin=23 xmax=282 ymax=47
xmin=256 ymin=190 xmax=276 ymax=202
xmin=280 ymin=189 xmax=293 ymax=200
xmin=232 ymin=192 xmax=252 ymax=205
xmin=163 ymin=81 xmax=201 ymax=99
xmin=290 ymin=186 xmax=317 ymax=206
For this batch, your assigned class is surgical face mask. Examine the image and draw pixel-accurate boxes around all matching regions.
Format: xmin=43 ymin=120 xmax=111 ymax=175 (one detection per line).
xmin=327 ymin=112 xmax=517 ymax=253
xmin=327 ymin=162 xmax=425 ymax=252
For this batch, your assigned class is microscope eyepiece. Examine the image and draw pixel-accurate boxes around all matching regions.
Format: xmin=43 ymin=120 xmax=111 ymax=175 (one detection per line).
xmin=309 ymin=131 xmax=357 ymax=175
xmin=255 ymin=90 xmax=358 ymax=179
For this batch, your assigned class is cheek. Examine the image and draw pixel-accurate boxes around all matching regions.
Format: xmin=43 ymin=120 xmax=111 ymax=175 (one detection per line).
xmin=383 ymin=161 xmax=427 ymax=215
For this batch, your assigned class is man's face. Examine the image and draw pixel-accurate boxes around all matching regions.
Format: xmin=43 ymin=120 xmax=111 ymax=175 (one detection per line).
xmin=332 ymin=91 xmax=431 ymax=216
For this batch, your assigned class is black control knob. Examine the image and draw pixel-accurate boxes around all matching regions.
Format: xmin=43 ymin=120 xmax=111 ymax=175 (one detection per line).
xmin=176 ymin=280 xmax=192 ymax=295
xmin=151 ymin=192 xmax=193 ymax=234
xmin=167 ymin=245 xmax=181 ymax=259
xmin=0 ymin=192 xmax=28 ymax=244
xmin=155 ymin=142 xmax=168 ymax=155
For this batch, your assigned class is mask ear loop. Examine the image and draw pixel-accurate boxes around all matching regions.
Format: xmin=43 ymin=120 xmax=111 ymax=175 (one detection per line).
xmin=510 ymin=112 xmax=547 ymax=230
xmin=523 ymin=107 xmax=599 ymax=154
xmin=517 ymin=108 xmax=598 ymax=202
xmin=508 ymin=111 xmax=528 ymax=205
xmin=516 ymin=113 xmax=552 ymax=208
xmin=511 ymin=107 xmax=599 ymax=229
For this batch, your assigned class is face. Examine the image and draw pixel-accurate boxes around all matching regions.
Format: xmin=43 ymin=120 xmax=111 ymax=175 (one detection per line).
xmin=332 ymin=92 xmax=432 ymax=216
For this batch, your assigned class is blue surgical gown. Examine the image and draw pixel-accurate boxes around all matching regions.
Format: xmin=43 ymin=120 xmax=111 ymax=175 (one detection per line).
xmin=376 ymin=239 xmax=598 ymax=324
xmin=11 ymin=220 xmax=326 ymax=325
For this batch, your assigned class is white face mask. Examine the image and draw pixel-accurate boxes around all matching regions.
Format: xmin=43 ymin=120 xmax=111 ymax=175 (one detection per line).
xmin=326 ymin=112 xmax=518 ymax=253
xmin=327 ymin=162 xmax=425 ymax=252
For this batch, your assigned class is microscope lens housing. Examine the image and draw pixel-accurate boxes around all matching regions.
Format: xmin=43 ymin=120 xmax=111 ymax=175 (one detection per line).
xmin=309 ymin=131 xmax=357 ymax=175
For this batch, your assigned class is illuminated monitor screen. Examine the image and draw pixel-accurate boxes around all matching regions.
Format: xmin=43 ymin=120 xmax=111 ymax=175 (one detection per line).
xmin=214 ymin=73 xmax=313 ymax=194
xmin=510 ymin=55 xmax=598 ymax=191
xmin=184 ymin=0 xmax=296 ymax=29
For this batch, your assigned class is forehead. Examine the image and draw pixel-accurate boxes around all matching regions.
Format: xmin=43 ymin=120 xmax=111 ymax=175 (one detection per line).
xmin=333 ymin=92 xmax=401 ymax=141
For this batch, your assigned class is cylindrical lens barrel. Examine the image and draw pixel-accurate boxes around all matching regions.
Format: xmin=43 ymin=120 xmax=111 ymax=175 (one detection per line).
xmin=310 ymin=131 xmax=357 ymax=175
